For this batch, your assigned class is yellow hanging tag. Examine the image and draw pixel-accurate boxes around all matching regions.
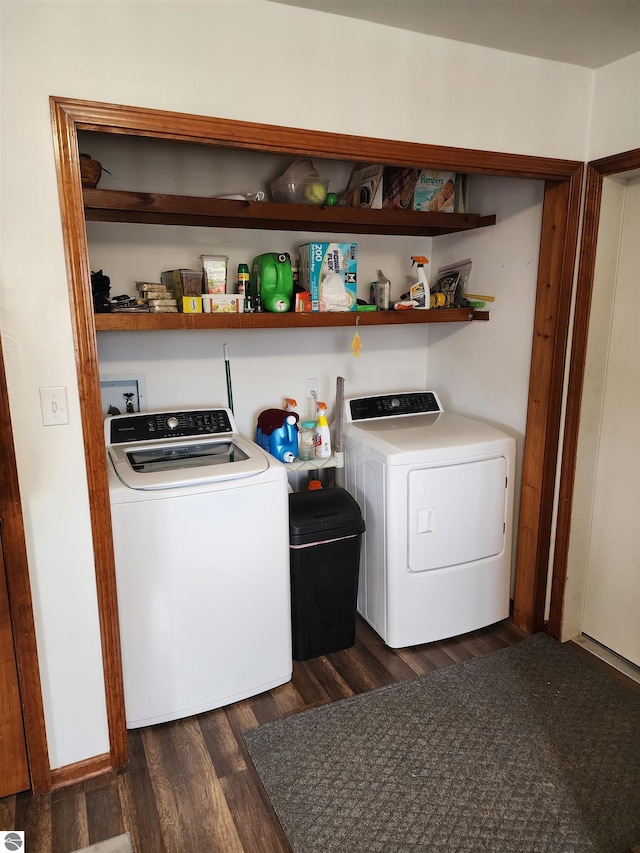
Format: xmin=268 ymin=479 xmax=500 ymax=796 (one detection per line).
xmin=352 ymin=316 xmax=361 ymax=356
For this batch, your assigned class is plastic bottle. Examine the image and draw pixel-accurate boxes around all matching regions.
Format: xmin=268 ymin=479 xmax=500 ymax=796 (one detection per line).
xmin=250 ymin=252 xmax=292 ymax=313
xmin=314 ymin=401 xmax=331 ymax=458
xmin=410 ymin=255 xmax=430 ymax=309
xmin=284 ymin=415 xmax=299 ymax=461
xmin=268 ymin=414 xmax=298 ymax=462
xmin=298 ymin=420 xmax=317 ymax=461
xmin=284 ymin=398 xmax=300 ymax=458
xmin=237 ymin=263 xmax=250 ymax=309
xmin=256 ymin=408 xmax=299 ymax=462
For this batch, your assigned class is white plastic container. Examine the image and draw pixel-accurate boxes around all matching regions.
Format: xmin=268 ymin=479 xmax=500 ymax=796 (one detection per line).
xmin=271 ymin=177 xmax=329 ymax=205
xmin=298 ymin=420 xmax=316 ymax=461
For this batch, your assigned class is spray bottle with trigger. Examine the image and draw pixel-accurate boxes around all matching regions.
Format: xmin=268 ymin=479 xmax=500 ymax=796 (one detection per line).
xmin=411 ymin=255 xmax=430 ymax=309
xmin=314 ymin=401 xmax=332 ymax=459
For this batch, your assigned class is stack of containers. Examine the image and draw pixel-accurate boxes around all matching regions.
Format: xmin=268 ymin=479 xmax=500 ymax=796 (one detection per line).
xmin=161 ymin=268 xmax=204 ymax=313
xmin=135 ymin=281 xmax=178 ymax=313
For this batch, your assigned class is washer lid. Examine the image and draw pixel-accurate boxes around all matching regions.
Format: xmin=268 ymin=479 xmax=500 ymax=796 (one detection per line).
xmin=342 ymin=412 xmax=515 ymax=464
xmin=107 ymin=433 xmax=269 ymax=490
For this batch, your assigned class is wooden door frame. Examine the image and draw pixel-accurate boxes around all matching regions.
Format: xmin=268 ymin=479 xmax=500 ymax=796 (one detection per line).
xmin=548 ymin=148 xmax=640 ymax=637
xmin=0 ymin=338 xmax=50 ymax=794
xmin=49 ymin=96 xmax=583 ymax=778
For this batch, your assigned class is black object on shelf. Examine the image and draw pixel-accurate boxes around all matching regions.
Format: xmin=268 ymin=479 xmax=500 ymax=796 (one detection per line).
xmin=289 ymin=487 xmax=365 ymax=661
xmin=91 ymin=268 xmax=111 ymax=312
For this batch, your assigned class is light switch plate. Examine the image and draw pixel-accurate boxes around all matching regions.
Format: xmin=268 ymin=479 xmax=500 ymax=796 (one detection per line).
xmin=40 ymin=386 xmax=69 ymax=426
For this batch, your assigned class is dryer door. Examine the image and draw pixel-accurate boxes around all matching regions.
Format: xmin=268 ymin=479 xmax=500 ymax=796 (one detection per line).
xmin=408 ymin=456 xmax=508 ymax=572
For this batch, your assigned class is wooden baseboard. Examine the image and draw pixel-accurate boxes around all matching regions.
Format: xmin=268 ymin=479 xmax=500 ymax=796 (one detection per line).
xmin=49 ymin=752 xmax=113 ymax=790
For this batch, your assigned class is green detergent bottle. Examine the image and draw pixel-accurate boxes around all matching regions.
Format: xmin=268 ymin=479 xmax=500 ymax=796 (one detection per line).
xmin=250 ymin=252 xmax=293 ymax=313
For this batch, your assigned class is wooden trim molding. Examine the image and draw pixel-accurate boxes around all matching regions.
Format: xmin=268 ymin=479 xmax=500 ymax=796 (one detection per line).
xmin=49 ymin=96 xmax=584 ymax=777
xmin=0 ymin=339 xmax=51 ymax=794
xmin=49 ymin=752 xmax=113 ymax=791
xmin=50 ymin=99 xmax=129 ymax=773
xmin=548 ymin=148 xmax=640 ymax=637
xmin=512 ymin=173 xmax=584 ymax=634
xmin=52 ymin=96 xmax=581 ymax=180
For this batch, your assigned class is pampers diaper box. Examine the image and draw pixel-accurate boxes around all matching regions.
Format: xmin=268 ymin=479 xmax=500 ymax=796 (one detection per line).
xmin=412 ymin=171 xmax=467 ymax=213
xmin=299 ymin=242 xmax=358 ymax=311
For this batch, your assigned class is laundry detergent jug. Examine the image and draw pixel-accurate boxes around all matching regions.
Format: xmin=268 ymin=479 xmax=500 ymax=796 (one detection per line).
xmin=256 ymin=408 xmax=299 ymax=462
xmin=250 ymin=253 xmax=293 ymax=313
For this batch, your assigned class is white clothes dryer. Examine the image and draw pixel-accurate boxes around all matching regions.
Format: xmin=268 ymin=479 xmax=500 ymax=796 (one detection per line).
xmin=106 ymin=408 xmax=291 ymax=728
xmin=342 ymin=392 xmax=516 ymax=648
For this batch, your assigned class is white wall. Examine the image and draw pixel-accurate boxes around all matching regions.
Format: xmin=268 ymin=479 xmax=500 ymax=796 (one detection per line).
xmin=0 ymin=0 xmax=606 ymax=769
xmin=587 ymin=53 xmax=640 ymax=160
xmin=560 ymin=50 xmax=640 ymax=644
xmin=578 ymin=177 xmax=640 ymax=664
xmin=561 ymin=179 xmax=625 ymax=640
xmin=562 ymin=176 xmax=640 ymax=652
xmin=427 ymin=175 xmax=544 ymax=583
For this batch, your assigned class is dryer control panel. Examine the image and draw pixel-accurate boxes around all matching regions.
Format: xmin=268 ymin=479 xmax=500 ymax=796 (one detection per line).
xmin=345 ymin=392 xmax=443 ymax=422
xmin=107 ymin=409 xmax=236 ymax=444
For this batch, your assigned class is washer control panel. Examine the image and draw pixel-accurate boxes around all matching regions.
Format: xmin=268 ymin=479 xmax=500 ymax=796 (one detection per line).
xmin=345 ymin=392 xmax=443 ymax=422
xmin=107 ymin=409 xmax=236 ymax=444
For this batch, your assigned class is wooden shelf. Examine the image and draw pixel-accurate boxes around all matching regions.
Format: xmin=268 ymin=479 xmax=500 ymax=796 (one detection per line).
xmin=94 ymin=307 xmax=488 ymax=331
xmin=86 ymin=187 xmax=494 ymax=332
xmin=83 ymin=189 xmax=496 ymax=237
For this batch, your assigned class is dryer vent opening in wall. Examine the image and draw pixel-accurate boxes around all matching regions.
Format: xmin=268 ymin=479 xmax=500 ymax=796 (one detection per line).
xmin=100 ymin=375 xmax=147 ymax=417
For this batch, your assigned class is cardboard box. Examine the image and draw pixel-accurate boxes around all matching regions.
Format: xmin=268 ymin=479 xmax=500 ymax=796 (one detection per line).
xmin=161 ymin=269 xmax=203 ymax=298
xmin=180 ymin=296 xmax=203 ymax=313
xmin=456 ymin=174 xmax=469 ymax=213
xmin=202 ymin=294 xmax=244 ymax=313
xmin=413 ymin=172 xmax=465 ymax=213
xmin=294 ymin=291 xmax=312 ymax=313
xmin=137 ymin=287 xmax=173 ymax=300
xmin=148 ymin=305 xmax=178 ymax=313
xmin=342 ymin=163 xmax=384 ymax=209
xmin=135 ymin=281 xmax=172 ymax=293
xmin=299 ymin=243 xmax=357 ymax=312
xmin=200 ymin=254 xmax=228 ymax=294
xmin=382 ymin=167 xmax=420 ymax=209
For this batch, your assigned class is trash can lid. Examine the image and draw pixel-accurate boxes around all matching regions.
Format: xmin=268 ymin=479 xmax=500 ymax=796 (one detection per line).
xmin=289 ymin=487 xmax=365 ymax=544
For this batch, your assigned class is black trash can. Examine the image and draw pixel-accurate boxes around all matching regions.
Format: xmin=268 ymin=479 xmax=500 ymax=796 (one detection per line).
xmin=289 ymin=487 xmax=365 ymax=661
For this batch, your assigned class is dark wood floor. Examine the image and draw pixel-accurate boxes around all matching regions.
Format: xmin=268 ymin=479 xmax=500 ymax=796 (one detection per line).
xmin=1 ymin=618 xmax=526 ymax=853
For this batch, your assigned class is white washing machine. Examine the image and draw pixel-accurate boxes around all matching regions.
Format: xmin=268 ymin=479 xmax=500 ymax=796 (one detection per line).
xmin=105 ymin=408 xmax=292 ymax=728
xmin=343 ymin=392 xmax=516 ymax=648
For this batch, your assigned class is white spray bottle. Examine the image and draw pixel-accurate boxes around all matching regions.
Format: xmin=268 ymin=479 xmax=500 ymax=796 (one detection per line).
xmin=314 ymin=401 xmax=332 ymax=458
xmin=410 ymin=255 xmax=430 ymax=309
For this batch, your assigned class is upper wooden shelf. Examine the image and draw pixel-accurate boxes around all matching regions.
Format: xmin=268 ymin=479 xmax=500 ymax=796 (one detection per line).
xmin=94 ymin=307 xmax=489 ymax=331
xmin=83 ymin=189 xmax=496 ymax=237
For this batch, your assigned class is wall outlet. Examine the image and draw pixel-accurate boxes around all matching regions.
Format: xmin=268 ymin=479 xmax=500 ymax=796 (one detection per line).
xmin=306 ymin=378 xmax=318 ymax=400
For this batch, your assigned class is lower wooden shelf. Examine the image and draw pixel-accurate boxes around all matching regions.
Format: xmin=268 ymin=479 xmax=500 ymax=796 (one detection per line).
xmin=94 ymin=307 xmax=489 ymax=331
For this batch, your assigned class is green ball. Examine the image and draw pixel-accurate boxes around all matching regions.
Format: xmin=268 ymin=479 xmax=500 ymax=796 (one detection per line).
xmin=325 ymin=192 xmax=339 ymax=206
